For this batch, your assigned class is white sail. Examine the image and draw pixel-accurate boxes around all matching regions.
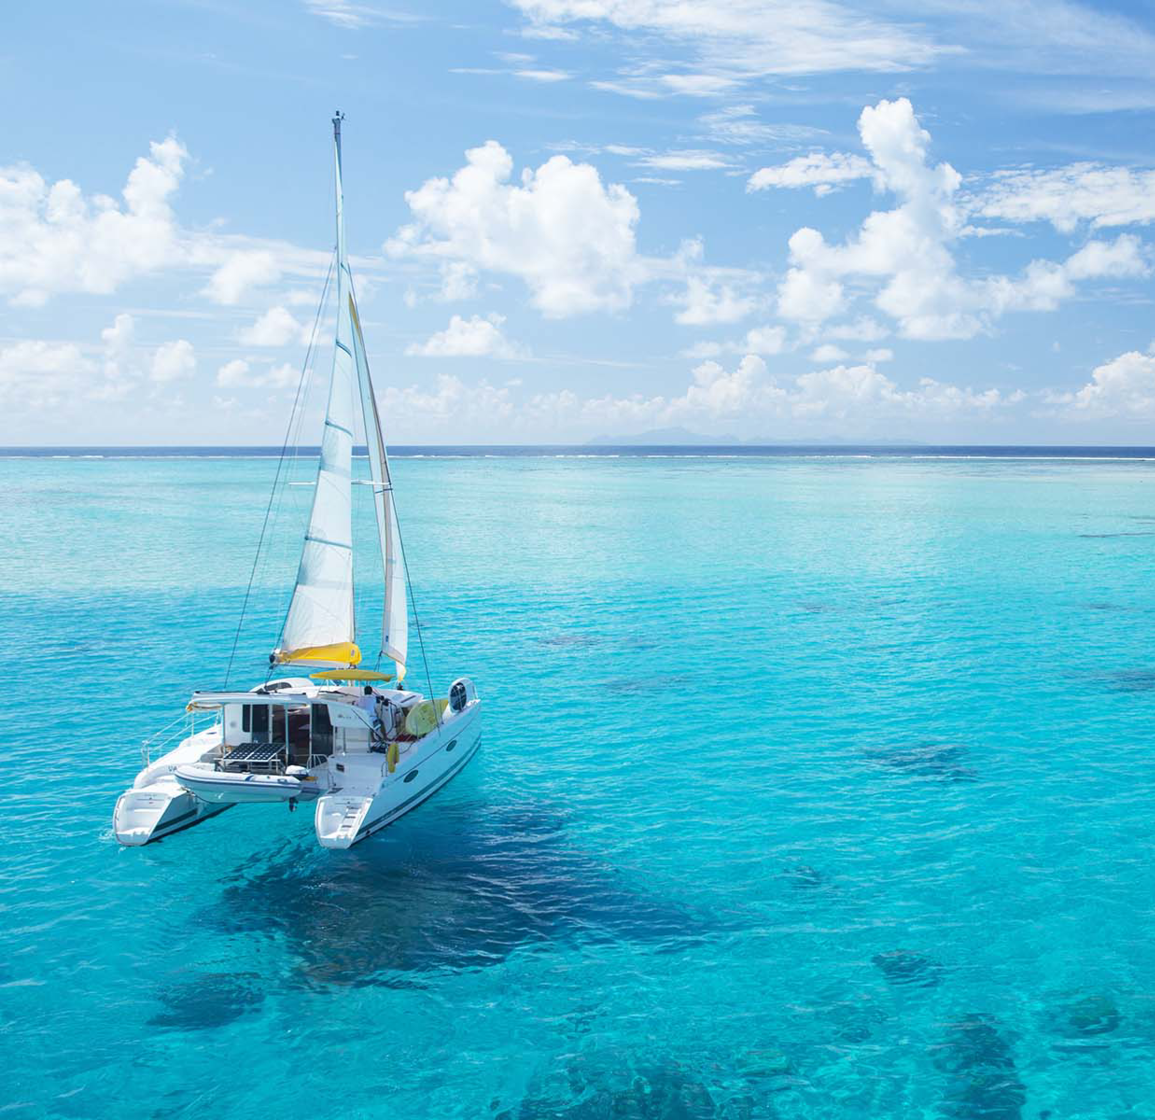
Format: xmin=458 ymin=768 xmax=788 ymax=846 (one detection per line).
xmin=275 ymin=117 xmax=359 ymax=667
xmin=349 ymin=295 xmax=408 ymax=677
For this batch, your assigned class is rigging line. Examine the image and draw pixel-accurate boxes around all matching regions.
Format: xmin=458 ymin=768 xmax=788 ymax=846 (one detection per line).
xmin=224 ymin=247 xmax=336 ymax=688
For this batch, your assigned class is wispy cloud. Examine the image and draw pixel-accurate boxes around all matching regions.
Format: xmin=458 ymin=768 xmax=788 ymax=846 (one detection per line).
xmin=301 ymin=1 xmax=424 ymax=30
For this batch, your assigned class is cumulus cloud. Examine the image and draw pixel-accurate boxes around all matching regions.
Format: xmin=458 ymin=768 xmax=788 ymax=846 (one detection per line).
xmin=0 ymin=340 xmax=94 ymax=409
xmin=809 ymin=343 xmax=849 ymax=362
xmin=1046 ymin=343 xmax=1155 ymax=418
xmin=202 ymin=250 xmax=282 ymax=305
xmin=524 ymin=351 xmax=1016 ymax=437
xmin=216 ymin=359 xmax=299 ymax=389
xmin=238 ymin=305 xmax=311 ymax=347
xmin=742 ymin=325 xmax=787 ymax=354
xmin=406 ymin=313 xmax=527 ymax=358
xmin=379 ymin=372 xmax=515 ymax=421
xmin=674 ymin=275 xmax=755 ymax=325
xmin=0 ymin=314 xmax=207 ymax=409
xmin=150 ymin=338 xmax=197 ymax=383
xmin=976 ymin=164 xmax=1155 ymax=232
xmin=771 ymin=97 xmax=1151 ymax=339
xmin=748 ymin=151 xmax=873 ymax=195
xmin=386 ymin=140 xmax=641 ymax=317
xmin=0 ymin=136 xmax=188 ymax=306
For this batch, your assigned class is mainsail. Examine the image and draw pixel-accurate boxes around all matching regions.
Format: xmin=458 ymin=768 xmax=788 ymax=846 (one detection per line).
xmin=274 ymin=114 xmax=407 ymax=676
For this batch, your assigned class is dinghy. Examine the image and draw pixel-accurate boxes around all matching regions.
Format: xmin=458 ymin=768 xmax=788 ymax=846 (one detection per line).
xmin=113 ymin=114 xmax=481 ymax=849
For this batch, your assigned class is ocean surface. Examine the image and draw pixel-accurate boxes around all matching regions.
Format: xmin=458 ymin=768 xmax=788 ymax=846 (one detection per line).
xmin=3 ymin=448 xmax=1155 ymax=1119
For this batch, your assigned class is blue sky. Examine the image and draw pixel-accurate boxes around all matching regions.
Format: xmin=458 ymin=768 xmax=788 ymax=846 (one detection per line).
xmin=2 ymin=0 xmax=1155 ymax=444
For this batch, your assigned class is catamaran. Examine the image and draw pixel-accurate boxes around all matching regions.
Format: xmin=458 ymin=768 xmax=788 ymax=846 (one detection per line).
xmin=113 ymin=114 xmax=481 ymax=849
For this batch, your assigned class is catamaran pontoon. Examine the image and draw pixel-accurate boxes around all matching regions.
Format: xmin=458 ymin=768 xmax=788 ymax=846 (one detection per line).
xmin=113 ymin=114 xmax=481 ymax=849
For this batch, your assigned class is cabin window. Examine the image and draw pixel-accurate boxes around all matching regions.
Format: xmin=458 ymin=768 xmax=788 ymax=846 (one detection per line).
xmin=310 ymin=704 xmax=334 ymax=758
xmin=450 ymin=682 xmax=468 ymax=712
xmin=241 ymin=705 xmax=287 ymax=744
xmin=403 ymin=769 xmax=419 ymax=783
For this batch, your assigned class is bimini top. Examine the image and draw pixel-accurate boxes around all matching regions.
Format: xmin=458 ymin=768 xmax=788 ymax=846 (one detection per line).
xmin=311 ymin=668 xmax=394 ymax=682
xmin=187 ymin=690 xmax=315 ymax=710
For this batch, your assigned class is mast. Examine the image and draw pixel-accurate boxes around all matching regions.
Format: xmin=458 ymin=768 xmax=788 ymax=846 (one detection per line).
xmin=338 ymin=117 xmax=408 ymax=679
xmin=272 ymin=112 xmax=408 ymax=678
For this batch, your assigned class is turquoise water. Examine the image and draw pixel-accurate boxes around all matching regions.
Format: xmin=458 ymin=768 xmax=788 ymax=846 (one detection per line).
xmin=3 ymin=452 xmax=1155 ymax=1118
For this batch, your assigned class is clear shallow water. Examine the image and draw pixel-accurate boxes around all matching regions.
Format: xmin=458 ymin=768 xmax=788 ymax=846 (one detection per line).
xmin=2 ymin=452 xmax=1155 ymax=1119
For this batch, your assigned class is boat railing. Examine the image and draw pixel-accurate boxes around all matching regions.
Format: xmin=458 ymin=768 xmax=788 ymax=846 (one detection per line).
xmin=141 ymin=711 xmax=197 ymax=767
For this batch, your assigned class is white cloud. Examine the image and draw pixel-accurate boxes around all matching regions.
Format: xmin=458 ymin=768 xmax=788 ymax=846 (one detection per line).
xmin=810 ymin=343 xmax=849 ymax=362
xmin=387 ymin=140 xmax=641 ymax=317
xmin=216 ymin=359 xmax=299 ymax=389
xmin=659 ymin=73 xmax=741 ymax=96
xmin=525 ymin=350 xmax=1017 ymax=436
xmin=976 ymin=164 xmax=1155 ymax=232
xmin=380 ymin=372 xmax=515 ymax=421
xmin=774 ymin=97 xmax=1151 ymax=340
xmin=508 ymin=0 xmax=949 ymax=88
xmin=202 ymin=250 xmax=282 ymax=305
xmin=828 ymin=317 xmax=889 ymax=342
xmin=101 ymin=313 xmax=135 ymax=360
xmin=405 ymin=313 xmax=527 ymax=358
xmin=238 ymin=305 xmax=311 ymax=347
xmin=698 ymin=105 xmax=827 ymax=147
xmin=0 ymin=136 xmax=188 ymax=306
xmin=637 ymin=149 xmax=733 ymax=171
xmin=511 ymin=0 xmax=1155 ymax=97
xmin=301 ymin=1 xmax=424 ymax=29
xmin=864 ymin=347 xmax=893 ymax=362
xmin=514 ymin=68 xmax=571 ymax=82
xmin=438 ymin=260 xmax=478 ymax=301
xmin=151 ymin=339 xmax=196 ymax=383
xmin=0 ymin=340 xmax=94 ymax=409
xmin=674 ymin=275 xmax=755 ymax=325
xmin=748 ymin=151 xmax=873 ymax=196
xmin=216 ymin=359 xmax=251 ymax=388
xmin=1046 ymin=343 xmax=1155 ymax=418
xmin=0 ymin=314 xmax=206 ymax=409
xmin=742 ymin=325 xmax=787 ymax=354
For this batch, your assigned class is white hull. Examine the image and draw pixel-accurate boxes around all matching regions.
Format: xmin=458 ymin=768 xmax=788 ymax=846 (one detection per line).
xmin=113 ymin=778 xmax=230 ymax=846
xmin=315 ymin=704 xmax=482 ymax=849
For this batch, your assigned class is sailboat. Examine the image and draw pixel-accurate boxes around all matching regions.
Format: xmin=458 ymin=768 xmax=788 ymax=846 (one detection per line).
xmin=113 ymin=114 xmax=481 ymax=849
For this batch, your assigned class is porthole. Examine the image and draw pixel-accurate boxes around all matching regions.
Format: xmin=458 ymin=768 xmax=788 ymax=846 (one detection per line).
xmin=446 ymin=739 xmax=458 ymax=752
xmin=403 ymin=769 xmax=419 ymax=783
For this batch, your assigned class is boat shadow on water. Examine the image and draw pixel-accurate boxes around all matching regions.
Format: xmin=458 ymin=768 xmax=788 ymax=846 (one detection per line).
xmin=195 ymin=801 xmax=716 ymax=992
